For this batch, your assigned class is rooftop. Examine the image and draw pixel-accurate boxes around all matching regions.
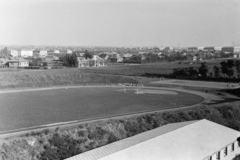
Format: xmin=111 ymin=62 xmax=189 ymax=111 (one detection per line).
xmin=66 ymin=119 xmax=240 ymax=160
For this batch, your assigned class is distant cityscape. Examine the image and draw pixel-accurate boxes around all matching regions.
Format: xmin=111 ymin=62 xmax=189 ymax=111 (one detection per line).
xmin=0 ymin=45 xmax=240 ymax=69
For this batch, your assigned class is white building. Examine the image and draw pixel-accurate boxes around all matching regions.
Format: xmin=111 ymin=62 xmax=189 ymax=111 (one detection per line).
xmin=54 ymin=49 xmax=60 ymax=54
xmin=214 ymin=47 xmax=222 ymax=51
xmin=66 ymin=119 xmax=240 ymax=160
xmin=10 ymin=50 xmax=19 ymax=57
xmin=20 ymin=50 xmax=33 ymax=57
xmin=67 ymin=50 xmax=73 ymax=54
xmin=39 ymin=50 xmax=48 ymax=57
xmin=234 ymin=47 xmax=240 ymax=53
xmin=234 ymin=53 xmax=240 ymax=58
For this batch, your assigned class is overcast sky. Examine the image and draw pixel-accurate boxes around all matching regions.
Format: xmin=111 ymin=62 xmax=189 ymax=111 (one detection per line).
xmin=0 ymin=0 xmax=239 ymax=47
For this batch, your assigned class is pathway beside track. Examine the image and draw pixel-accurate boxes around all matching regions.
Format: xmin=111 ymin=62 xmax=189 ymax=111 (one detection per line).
xmin=151 ymin=79 xmax=240 ymax=89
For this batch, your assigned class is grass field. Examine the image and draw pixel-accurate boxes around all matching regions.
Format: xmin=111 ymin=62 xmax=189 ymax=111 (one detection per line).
xmin=0 ymin=86 xmax=203 ymax=132
xmin=74 ymin=58 xmax=229 ymax=76
xmin=0 ymin=58 xmax=229 ymax=90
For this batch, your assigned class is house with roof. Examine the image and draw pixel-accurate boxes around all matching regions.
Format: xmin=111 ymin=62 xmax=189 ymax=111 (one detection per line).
xmin=163 ymin=47 xmax=174 ymax=52
xmin=233 ymin=53 xmax=240 ymax=58
xmin=54 ymin=49 xmax=60 ymax=54
xmin=198 ymin=47 xmax=205 ymax=51
xmin=188 ymin=47 xmax=198 ymax=52
xmin=77 ymin=54 xmax=105 ymax=67
xmin=6 ymin=58 xmax=29 ymax=68
xmin=204 ymin=47 xmax=215 ymax=52
xmin=47 ymin=50 xmax=54 ymax=54
xmin=67 ymin=50 xmax=73 ymax=54
xmin=66 ymin=119 xmax=240 ymax=160
xmin=122 ymin=53 xmax=132 ymax=60
xmin=43 ymin=55 xmax=62 ymax=68
xmin=20 ymin=49 xmax=33 ymax=57
xmin=215 ymin=47 xmax=222 ymax=51
xmin=10 ymin=49 xmax=19 ymax=57
xmin=33 ymin=50 xmax=40 ymax=57
xmin=39 ymin=50 xmax=48 ymax=57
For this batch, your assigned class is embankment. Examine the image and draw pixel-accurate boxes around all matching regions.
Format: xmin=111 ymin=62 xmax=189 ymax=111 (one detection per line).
xmin=0 ymin=69 xmax=138 ymax=89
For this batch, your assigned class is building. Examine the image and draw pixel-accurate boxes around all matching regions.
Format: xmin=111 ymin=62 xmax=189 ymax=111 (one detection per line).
xmin=122 ymin=53 xmax=132 ymax=60
xmin=204 ymin=47 xmax=215 ymax=52
xmin=7 ymin=58 xmax=29 ymax=68
xmin=20 ymin=50 xmax=33 ymax=57
xmin=10 ymin=49 xmax=19 ymax=57
xmin=234 ymin=47 xmax=240 ymax=53
xmin=163 ymin=47 xmax=174 ymax=52
xmin=198 ymin=47 xmax=204 ymax=51
xmin=77 ymin=54 xmax=105 ymax=67
xmin=233 ymin=53 xmax=240 ymax=58
xmin=108 ymin=54 xmax=123 ymax=63
xmin=33 ymin=50 xmax=40 ymax=57
xmin=188 ymin=47 xmax=198 ymax=52
xmin=193 ymin=55 xmax=197 ymax=61
xmin=222 ymin=47 xmax=234 ymax=53
xmin=66 ymin=119 xmax=240 ymax=160
xmin=39 ymin=50 xmax=48 ymax=57
xmin=67 ymin=50 xmax=73 ymax=54
xmin=214 ymin=47 xmax=222 ymax=51
xmin=54 ymin=49 xmax=60 ymax=54
xmin=43 ymin=55 xmax=62 ymax=68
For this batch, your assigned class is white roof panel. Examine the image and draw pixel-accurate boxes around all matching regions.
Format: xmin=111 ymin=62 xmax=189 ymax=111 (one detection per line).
xmin=66 ymin=119 xmax=240 ymax=160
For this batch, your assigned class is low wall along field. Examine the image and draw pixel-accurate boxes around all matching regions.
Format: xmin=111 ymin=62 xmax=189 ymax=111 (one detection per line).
xmin=0 ymin=69 xmax=138 ymax=89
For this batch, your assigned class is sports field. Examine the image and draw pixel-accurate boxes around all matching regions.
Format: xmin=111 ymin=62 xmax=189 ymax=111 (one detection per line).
xmin=0 ymin=86 xmax=203 ymax=132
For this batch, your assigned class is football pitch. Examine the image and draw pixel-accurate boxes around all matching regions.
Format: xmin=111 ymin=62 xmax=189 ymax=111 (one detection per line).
xmin=0 ymin=86 xmax=203 ymax=132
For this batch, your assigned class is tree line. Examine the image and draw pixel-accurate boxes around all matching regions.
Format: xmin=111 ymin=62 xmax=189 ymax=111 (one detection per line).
xmin=173 ymin=59 xmax=240 ymax=81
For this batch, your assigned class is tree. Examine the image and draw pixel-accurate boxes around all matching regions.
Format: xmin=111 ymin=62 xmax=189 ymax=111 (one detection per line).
xmin=84 ymin=50 xmax=93 ymax=59
xmin=60 ymin=53 xmax=78 ymax=67
xmin=213 ymin=66 xmax=221 ymax=78
xmin=198 ymin=62 xmax=209 ymax=78
xmin=29 ymin=57 xmax=42 ymax=66
xmin=220 ymin=60 xmax=237 ymax=78
xmin=220 ymin=61 xmax=228 ymax=77
xmin=189 ymin=67 xmax=198 ymax=75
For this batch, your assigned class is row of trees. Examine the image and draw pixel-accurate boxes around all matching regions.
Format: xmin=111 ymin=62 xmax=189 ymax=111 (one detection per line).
xmin=173 ymin=59 xmax=240 ymax=80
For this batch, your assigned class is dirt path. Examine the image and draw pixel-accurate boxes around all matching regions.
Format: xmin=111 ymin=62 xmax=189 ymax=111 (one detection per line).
xmin=151 ymin=79 xmax=240 ymax=89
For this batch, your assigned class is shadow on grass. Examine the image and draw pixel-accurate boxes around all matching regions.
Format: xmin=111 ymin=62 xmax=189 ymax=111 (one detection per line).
xmin=204 ymin=98 xmax=240 ymax=105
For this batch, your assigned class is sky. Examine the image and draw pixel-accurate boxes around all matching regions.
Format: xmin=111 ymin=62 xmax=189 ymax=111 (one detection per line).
xmin=0 ymin=0 xmax=239 ymax=47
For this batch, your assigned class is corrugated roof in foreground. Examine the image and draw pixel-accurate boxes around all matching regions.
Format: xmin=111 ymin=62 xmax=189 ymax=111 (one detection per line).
xmin=65 ymin=119 xmax=240 ymax=160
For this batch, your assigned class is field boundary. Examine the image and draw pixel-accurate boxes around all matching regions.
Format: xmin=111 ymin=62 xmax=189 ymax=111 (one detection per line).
xmin=0 ymin=85 xmax=209 ymax=139
xmin=0 ymin=98 xmax=204 ymax=139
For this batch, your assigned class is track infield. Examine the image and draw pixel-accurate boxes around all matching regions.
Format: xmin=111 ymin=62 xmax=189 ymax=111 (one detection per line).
xmin=0 ymin=86 xmax=203 ymax=132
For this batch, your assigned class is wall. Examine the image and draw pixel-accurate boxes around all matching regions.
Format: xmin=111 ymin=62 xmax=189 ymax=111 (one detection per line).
xmin=205 ymin=141 xmax=240 ymax=160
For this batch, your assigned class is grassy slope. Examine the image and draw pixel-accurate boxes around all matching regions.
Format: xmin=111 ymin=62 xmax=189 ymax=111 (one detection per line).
xmin=0 ymin=69 xmax=138 ymax=89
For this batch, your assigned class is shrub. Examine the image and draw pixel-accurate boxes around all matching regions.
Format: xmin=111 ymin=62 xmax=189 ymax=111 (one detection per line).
xmin=88 ymin=127 xmax=108 ymax=140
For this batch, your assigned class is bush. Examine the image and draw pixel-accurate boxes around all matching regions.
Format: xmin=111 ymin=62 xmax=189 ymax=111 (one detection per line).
xmin=88 ymin=127 xmax=108 ymax=140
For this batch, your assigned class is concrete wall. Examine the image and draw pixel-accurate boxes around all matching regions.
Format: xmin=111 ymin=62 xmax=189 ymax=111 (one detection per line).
xmin=204 ymin=141 xmax=240 ymax=160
